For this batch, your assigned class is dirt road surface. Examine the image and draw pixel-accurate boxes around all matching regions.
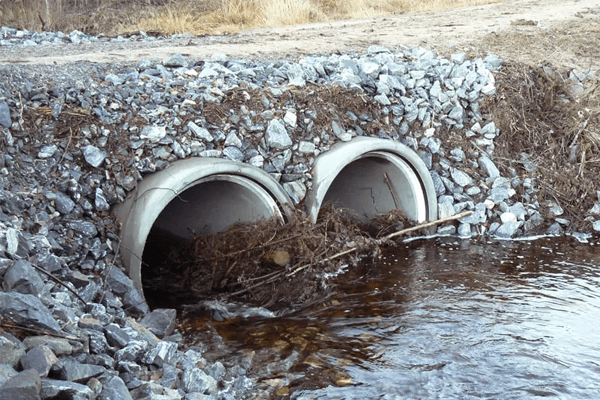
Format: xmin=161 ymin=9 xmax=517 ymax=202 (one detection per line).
xmin=1 ymin=0 xmax=598 ymax=70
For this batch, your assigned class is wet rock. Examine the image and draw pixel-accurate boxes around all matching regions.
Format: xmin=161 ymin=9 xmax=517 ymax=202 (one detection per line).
xmin=139 ymin=309 xmax=177 ymax=338
xmin=0 ymin=369 xmax=41 ymax=400
xmin=0 ymin=292 xmax=61 ymax=333
xmin=19 ymin=345 xmax=57 ymax=377
xmin=494 ymin=221 xmax=523 ymax=238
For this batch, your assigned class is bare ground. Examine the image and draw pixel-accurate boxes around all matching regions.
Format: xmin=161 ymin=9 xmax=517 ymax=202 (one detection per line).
xmin=1 ymin=0 xmax=598 ymax=70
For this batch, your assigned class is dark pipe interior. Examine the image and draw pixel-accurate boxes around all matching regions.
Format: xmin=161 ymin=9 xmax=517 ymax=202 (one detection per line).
xmin=141 ymin=179 xmax=278 ymax=309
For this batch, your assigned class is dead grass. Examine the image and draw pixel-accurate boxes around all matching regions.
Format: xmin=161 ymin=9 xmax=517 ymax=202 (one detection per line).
xmin=0 ymin=0 xmax=500 ymax=35
xmin=481 ymin=62 xmax=600 ymax=230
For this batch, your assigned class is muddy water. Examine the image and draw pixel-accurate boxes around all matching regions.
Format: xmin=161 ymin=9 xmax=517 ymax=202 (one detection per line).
xmin=180 ymin=236 xmax=600 ymax=399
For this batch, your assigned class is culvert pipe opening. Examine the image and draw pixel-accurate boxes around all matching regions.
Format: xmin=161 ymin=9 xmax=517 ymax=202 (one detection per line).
xmin=142 ymin=175 xmax=286 ymax=308
xmin=306 ymin=137 xmax=438 ymax=225
xmin=113 ymin=158 xmax=294 ymax=309
xmin=321 ymin=153 xmax=427 ymax=223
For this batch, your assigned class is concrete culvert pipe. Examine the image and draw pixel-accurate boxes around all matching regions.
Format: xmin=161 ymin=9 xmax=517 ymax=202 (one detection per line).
xmin=114 ymin=158 xmax=294 ymax=299
xmin=306 ymin=137 xmax=438 ymax=224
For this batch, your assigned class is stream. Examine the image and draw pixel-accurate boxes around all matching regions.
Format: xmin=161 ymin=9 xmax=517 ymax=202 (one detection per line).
xmin=179 ymin=235 xmax=600 ymax=399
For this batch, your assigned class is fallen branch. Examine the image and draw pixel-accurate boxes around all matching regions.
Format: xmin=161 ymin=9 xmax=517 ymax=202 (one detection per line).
xmin=31 ymin=263 xmax=88 ymax=305
xmin=227 ymin=210 xmax=474 ymax=298
xmin=376 ymin=210 xmax=473 ymax=242
xmin=0 ymin=322 xmax=83 ymax=342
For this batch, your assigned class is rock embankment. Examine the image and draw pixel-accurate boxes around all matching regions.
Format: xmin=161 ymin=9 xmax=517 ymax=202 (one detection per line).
xmin=0 ymin=26 xmax=599 ymax=400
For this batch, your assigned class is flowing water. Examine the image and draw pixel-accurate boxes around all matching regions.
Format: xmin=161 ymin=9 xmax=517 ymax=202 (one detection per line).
xmin=180 ymin=235 xmax=600 ymax=399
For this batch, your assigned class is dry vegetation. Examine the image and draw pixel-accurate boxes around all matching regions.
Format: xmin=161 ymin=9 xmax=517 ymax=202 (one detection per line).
xmin=0 ymin=0 xmax=499 ymax=36
xmin=483 ymin=62 xmax=600 ymax=229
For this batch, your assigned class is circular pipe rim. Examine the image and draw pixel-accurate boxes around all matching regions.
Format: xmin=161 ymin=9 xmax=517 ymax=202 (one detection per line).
xmin=306 ymin=136 xmax=438 ymax=223
xmin=114 ymin=157 xmax=294 ymax=296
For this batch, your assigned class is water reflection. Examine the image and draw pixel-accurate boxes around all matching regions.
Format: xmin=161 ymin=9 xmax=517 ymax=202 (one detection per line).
xmin=181 ymin=236 xmax=600 ymax=399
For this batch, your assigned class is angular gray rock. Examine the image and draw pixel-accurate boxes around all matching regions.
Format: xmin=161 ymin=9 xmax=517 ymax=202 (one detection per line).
xmin=494 ymin=221 xmax=523 ymax=238
xmin=139 ymin=308 xmax=177 ymax=338
xmin=54 ymin=192 xmax=76 ymax=214
xmin=66 ymin=221 xmax=98 ymax=237
xmin=188 ymin=121 xmax=213 ymax=142
xmin=123 ymin=288 xmax=149 ymax=315
xmin=41 ymin=378 xmax=94 ymax=400
xmin=265 ymin=119 xmax=292 ymax=149
xmin=98 ymin=375 xmax=133 ymax=400
xmin=0 ymin=363 xmax=17 ymax=387
xmin=55 ymin=358 xmax=106 ymax=383
xmin=479 ymin=155 xmax=500 ymax=179
xmin=450 ymin=168 xmax=474 ymax=187
xmin=283 ymin=181 xmax=307 ymax=205
xmin=0 ymin=292 xmax=61 ymax=333
xmin=142 ymin=341 xmax=178 ymax=367
xmin=140 ymin=125 xmax=166 ymax=143
xmin=3 ymin=259 xmax=45 ymax=296
xmin=104 ymin=323 xmax=131 ymax=348
xmin=114 ymin=340 xmax=148 ymax=363
xmin=19 ymin=345 xmax=57 ymax=377
xmin=0 ymin=335 xmax=26 ymax=368
xmin=163 ymin=53 xmax=187 ymax=68
xmin=22 ymin=336 xmax=73 ymax=356
xmin=82 ymin=145 xmax=107 ymax=168
xmin=106 ymin=267 xmax=134 ymax=295
xmin=0 ymin=369 xmax=41 ymax=400
xmin=0 ymin=101 xmax=11 ymax=128
xmin=181 ymin=367 xmax=218 ymax=394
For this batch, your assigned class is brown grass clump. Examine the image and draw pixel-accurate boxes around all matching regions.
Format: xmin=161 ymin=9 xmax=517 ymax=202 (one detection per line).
xmin=0 ymin=0 xmax=500 ymax=36
xmin=482 ymin=61 xmax=600 ymax=229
